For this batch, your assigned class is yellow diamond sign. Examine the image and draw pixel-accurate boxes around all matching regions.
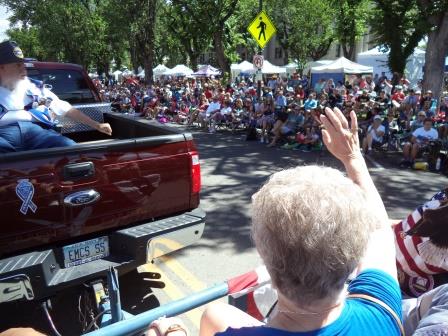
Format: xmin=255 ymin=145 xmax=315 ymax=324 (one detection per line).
xmin=248 ymin=10 xmax=276 ymax=49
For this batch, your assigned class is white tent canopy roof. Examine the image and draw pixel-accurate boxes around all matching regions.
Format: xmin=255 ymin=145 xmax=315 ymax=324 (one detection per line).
xmin=358 ymin=46 xmax=425 ymax=57
xmin=261 ymin=60 xmax=286 ymax=74
xmin=311 ymin=57 xmax=373 ymax=74
xmin=357 ymin=46 xmax=426 ymax=85
xmin=197 ymin=64 xmax=219 ymax=72
xmin=153 ymin=64 xmax=170 ymax=74
xmin=164 ymin=64 xmax=193 ymax=76
xmin=231 ymin=60 xmax=254 ymax=72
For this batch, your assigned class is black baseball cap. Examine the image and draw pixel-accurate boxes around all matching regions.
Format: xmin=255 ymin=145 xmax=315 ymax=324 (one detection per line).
xmin=0 ymin=41 xmax=25 ymax=65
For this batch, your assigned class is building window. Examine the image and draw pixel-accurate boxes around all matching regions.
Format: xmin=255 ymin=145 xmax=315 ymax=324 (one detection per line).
xmin=274 ymin=47 xmax=283 ymax=59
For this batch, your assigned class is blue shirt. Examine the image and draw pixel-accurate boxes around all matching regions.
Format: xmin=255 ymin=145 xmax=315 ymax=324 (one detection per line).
xmin=304 ymin=99 xmax=317 ymax=110
xmin=217 ymin=269 xmax=402 ymax=336
xmin=276 ymin=95 xmax=287 ymax=107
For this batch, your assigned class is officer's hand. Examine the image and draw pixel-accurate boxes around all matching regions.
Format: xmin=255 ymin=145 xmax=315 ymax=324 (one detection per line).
xmin=96 ymin=123 xmax=112 ymax=136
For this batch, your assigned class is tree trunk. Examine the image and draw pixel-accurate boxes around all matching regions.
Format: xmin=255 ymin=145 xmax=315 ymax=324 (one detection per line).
xmin=342 ymin=40 xmax=356 ymax=61
xmin=388 ymin=44 xmax=407 ymax=76
xmin=283 ymin=48 xmax=289 ymax=66
xmin=422 ymin=12 xmax=448 ymax=101
xmin=213 ymin=28 xmax=229 ymax=73
xmin=190 ymin=54 xmax=199 ymax=71
xmin=144 ymin=0 xmax=157 ymax=84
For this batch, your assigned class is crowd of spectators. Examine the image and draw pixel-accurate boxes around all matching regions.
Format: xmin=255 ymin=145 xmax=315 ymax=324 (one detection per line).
xmin=92 ymin=70 xmax=448 ymax=170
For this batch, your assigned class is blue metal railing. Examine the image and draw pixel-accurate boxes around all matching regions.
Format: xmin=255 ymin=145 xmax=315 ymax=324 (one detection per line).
xmin=85 ymin=282 xmax=229 ymax=336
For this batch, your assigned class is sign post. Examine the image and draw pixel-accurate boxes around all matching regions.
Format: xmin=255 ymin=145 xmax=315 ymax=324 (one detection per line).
xmin=247 ymin=5 xmax=276 ymax=98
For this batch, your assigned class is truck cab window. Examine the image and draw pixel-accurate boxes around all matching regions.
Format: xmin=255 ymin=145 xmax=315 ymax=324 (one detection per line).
xmin=26 ymin=68 xmax=96 ymax=104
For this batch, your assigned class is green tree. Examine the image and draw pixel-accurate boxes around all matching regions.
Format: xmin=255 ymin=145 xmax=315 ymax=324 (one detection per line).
xmin=6 ymin=26 xmax=45 ymax=60
xmin=2 ymin=0 xmax=122 ymax=74
xmin=161 ymin=1 xmax=211 ymax=70
xmin=417 ymin=0 xmax=448 ymax=100
xmin=266 ymin=0 xmax=335 ymax=67
xmin=106 ymin=0 xmax=158 ymax=83
xmin=332 ymin=0 xmax=371 ymax=61
xmin=369 ymin=0 xmax=427 ymax=77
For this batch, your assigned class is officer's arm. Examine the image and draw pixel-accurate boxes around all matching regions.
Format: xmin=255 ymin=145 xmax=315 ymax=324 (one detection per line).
xmin=65 ymin=108 xmax=112 ymax=136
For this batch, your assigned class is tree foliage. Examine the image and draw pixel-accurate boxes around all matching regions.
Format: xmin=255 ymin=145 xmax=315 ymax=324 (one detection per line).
xmin=370 ymin=0 xmax=448 ymax=97
xmin=1 ymin=0 xmax=446 ymax=87
xmin=332 ymin=0 xmax=371 ymax=61
xmin=267 ymin=0 xmax=335 ymax=67
xmin=369 ymin=0 xmax=427 ymax=76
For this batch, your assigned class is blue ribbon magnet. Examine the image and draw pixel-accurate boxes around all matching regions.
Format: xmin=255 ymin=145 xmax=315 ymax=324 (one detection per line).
xmin=16 ymin=179 xmax=37 ymax=215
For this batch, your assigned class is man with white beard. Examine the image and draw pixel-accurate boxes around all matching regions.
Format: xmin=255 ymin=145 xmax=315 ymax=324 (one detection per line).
xmin=0 ymin=41 xmax=112 ymax=153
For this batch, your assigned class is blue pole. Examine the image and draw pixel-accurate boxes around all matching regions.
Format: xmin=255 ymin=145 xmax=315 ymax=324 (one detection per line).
xmin=107 ymin=267 xmax=123 ymax=323
xmin=85 ymin=282 xmax=229 ymax=336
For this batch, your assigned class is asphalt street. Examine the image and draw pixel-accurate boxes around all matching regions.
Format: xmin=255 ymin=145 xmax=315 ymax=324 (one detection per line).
xmin=2 ymin=125 xmax=446 ymax=335
xmin=149 ymin=125 xmax=448 ymax=334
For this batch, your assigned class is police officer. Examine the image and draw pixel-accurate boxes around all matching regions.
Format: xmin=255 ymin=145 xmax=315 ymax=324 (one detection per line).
xmin=0 ymin=41 xmax=112 ymax=153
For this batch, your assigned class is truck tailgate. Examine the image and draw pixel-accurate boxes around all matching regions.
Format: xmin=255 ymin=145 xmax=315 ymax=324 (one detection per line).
xmin=0 ymin=134 xmax=193 ymax=257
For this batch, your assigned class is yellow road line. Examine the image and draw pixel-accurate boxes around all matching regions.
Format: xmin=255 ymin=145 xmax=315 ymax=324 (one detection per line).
xmin=141 ymin=263 xmax=203 ymax=329
xmin=158 ymin=255 xmax=207 ymax=292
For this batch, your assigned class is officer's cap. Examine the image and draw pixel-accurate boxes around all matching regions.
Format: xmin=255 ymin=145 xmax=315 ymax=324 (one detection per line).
xmin=0 ymin=41 xmax=25 ymax=65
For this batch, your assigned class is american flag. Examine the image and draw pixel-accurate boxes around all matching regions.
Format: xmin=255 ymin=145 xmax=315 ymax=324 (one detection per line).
xmin=394 ymin=188 xmax=448 ymax=296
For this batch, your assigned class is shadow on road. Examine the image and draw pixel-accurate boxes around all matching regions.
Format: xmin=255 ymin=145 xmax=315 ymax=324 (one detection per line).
xmin=176 ymin=127 xmax=448 ymax=256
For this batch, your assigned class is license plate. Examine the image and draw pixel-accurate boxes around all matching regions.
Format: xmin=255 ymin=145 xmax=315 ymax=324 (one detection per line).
xmin=63 ymin=236 xmax=109 ymax=268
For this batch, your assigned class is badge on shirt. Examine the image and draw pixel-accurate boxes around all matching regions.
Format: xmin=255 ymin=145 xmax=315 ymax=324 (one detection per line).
xmin=408 ymin=275 xmax=434 ymax=297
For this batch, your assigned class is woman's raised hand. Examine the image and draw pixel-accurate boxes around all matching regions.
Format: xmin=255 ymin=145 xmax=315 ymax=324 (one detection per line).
xmin=319 ymin=107 xmax=361 ymax=163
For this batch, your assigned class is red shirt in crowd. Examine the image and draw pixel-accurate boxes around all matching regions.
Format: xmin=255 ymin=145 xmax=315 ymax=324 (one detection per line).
xmin=204 ymin=89 xmax=213 ymax=100
xmin=392 ymin=91 xmax=405 ymax=102
xmin=226 ymin=87 xmax=235 ymax=95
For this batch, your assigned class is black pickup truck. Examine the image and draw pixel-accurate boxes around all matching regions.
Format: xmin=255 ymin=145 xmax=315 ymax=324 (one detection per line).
xmin=0 ymin=61 xmax=205 ymax=333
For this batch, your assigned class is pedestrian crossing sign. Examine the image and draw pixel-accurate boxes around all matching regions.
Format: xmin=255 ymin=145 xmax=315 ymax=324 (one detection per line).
xmin=247 ymin=10 xmax=276 ymax=49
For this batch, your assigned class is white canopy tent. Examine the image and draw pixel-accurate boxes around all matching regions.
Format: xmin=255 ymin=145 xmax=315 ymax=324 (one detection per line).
xmin=311 ymin=57 xmax=373 ymax=74
xmin=112 ymin=70 xmax=123 ymax=81
xmin=192 ymin=65 xmax=221 ymax=77
xmin=230 ymin=61 xmax=256 ymax=79
xmin=164 ymin=64 xmax=193 ymax=77
xmin=310 ymin=57 xmax=373 ymax=86
xmin=357 ymin=47 xmax=426 ymax=85
xmin=261 ymin=60 xmax=286 ymax=75
xmin=153 ymin=64 xmax=170 ymax=75
xmin=285 ymin=62 xmax=298 ymax=77
xmin=303 ymin=60 xmax=333 ymax=75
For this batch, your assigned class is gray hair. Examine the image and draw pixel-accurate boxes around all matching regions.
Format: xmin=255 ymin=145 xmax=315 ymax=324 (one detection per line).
xmin=251 ymin=165 xmax=377 ymax=306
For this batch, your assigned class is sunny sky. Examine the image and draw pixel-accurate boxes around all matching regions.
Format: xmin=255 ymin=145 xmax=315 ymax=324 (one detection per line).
xmin=0 ymin=5 xmax=10 ymax=41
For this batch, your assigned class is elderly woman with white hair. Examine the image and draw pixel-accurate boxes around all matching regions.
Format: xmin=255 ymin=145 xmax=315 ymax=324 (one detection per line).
xmin=199 ymin=107 xmax=402 ymax=335
xmin=148 ymin=107 xmax=402 ymax=336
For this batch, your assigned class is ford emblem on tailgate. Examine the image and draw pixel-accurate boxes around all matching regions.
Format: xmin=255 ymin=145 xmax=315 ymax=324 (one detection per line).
xmin=64 ymin=190 xmax=100 ymax=206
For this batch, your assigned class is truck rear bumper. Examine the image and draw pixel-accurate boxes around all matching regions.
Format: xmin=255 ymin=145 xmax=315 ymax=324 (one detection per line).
xmin=0 ymin=208 xmax=205 ymax=303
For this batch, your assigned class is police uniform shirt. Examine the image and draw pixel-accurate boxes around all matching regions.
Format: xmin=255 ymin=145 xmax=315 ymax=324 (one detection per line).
xmin=0 ymin=78 xmax=72 ymax=127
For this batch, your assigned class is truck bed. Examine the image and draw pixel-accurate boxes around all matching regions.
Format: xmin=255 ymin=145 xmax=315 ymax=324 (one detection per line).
xmin=0 ymin=113 xmax=200 ymax=258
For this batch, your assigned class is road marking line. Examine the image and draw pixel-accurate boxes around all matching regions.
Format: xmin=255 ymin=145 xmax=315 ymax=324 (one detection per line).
xmin=364 ymin=154 xmax=385 ymax=171
xmin=141 ymin=263 xmax=203 ymax=329
xmin=158 ymin=255 xmax=207 ymax=293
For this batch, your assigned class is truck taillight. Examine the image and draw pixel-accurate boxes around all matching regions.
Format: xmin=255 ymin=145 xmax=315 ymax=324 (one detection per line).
xmin=190 ymin=152 xmax=201 ymax=194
